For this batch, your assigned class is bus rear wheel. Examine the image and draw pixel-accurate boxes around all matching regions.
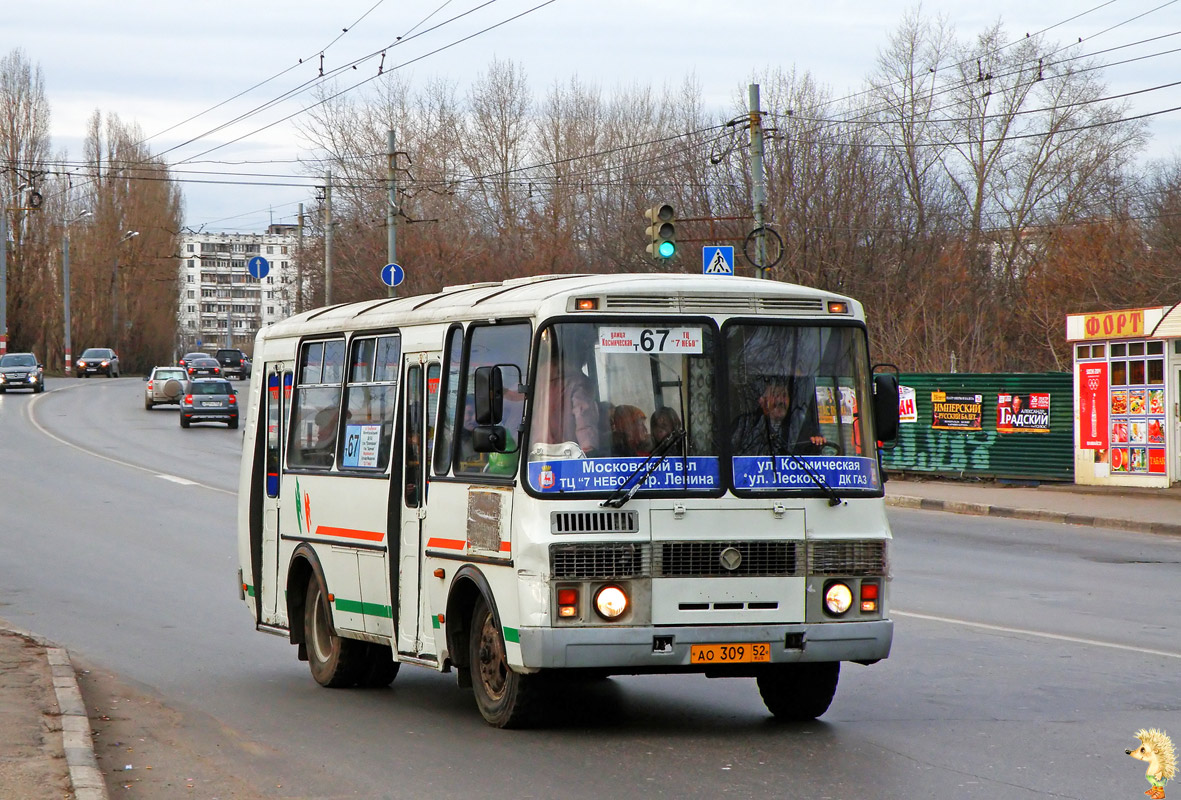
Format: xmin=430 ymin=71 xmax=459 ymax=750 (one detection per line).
xmin=469 ymin=596 xmax=542 ymax=728
xmin=756 ymin=662 xmax=840 ymax=720
xmin=304 ymin=574 xmax=363 ymax=687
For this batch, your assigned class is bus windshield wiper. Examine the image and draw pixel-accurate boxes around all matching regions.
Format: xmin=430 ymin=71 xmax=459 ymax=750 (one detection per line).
xmin=774 ymin=445 xmax=843 ymax=507
xmin=601 ymin=429 xmax=687 ymax=509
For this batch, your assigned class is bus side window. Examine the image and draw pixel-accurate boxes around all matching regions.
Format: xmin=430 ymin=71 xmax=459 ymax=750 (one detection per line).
xmin=433 ymin=326 xmax=463 ymax=476
xmin=288 ymin=340 xmax=344 ymax=469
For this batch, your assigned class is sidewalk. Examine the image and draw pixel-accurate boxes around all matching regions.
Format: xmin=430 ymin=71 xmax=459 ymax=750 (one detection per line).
xmin=0 ymin=623 xmax=107 ymax=800
xmin=2 ymin=479 xmax=1177 ymax=800
xmin=885 ymin=476 xmax=1181 ymax=536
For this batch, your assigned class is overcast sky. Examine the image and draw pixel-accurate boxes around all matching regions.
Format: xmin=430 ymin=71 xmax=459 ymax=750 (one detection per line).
xmin=9 ymin=0 xmax=1181 ymax=232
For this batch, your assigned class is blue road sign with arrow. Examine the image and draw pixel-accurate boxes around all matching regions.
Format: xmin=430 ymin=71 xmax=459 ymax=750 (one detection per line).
xmin=381 ymin=262 xmax=405 ymax=287
xmin=247 ymin=256 xmax=270 ymax=279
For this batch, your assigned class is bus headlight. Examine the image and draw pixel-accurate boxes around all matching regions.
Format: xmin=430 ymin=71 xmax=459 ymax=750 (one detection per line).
xmin=824 ymin=582 xmax=853 ymax=615
xmin=593 ymin=585 xmax=628 ymax=620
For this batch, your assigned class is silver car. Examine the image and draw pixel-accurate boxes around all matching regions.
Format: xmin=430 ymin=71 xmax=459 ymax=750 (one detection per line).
xmin=144 ymin=366 xmax=188 ymax=409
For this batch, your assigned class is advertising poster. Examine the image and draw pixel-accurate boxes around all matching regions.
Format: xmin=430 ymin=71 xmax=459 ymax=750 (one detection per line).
xmin=931 ymin=391 xmax=982 ymax=430
xmin=996 ymin=392 xmax=1051 ymax=433
xmin=899 ymin=386 xmax=918 ymax=423
xmin=1076 ymin=363 xmax=1108 ymax=449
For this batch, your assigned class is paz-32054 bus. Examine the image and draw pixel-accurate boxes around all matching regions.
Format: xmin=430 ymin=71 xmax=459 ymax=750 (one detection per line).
xmin=237 ymin=273 xmax=900 ymax=727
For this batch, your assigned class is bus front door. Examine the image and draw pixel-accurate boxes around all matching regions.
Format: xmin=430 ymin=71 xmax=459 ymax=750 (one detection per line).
xmin=258 ymin=364 xmax=293 ymax=626
xmin=396 ymin=355 xmax=441 ymax=658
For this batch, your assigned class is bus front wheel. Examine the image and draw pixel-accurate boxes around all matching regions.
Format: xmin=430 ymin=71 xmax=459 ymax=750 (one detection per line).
xmin=469 ymin=596 xmax=542 ymax=728
xmin=756 ymin=662 xmax=840 ymax=720
xmin=304 ymin=574 xmax=363 ymax=687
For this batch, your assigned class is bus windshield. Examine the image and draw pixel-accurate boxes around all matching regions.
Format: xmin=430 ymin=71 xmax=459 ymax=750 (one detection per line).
xmin=525 ymin=319 xmax=880 ymax=496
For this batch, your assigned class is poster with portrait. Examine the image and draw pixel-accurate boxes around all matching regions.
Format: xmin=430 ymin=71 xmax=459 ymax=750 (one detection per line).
xmin=931 ymin=391 xmax=982 ymax=430
xmin=996 ymin=392 xmax=1051 ymax=433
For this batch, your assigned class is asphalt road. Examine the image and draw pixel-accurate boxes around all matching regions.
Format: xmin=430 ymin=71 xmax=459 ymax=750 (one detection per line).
xmin=1 ymin=376 xmax=1177 ymax=799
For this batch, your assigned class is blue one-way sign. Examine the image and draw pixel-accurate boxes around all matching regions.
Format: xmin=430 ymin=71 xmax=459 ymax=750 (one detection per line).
xmin=703 ymin=246 xmax=734 ymax=275
xmin=247 ymin=255 xmax=270 ymax=279
xmin=381 ymin=262 xmax=405 ymax=287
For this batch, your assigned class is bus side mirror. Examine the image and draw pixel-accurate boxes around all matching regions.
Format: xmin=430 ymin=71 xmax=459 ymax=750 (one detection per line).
xmin=473 ymin=424 xmax=509 ymax=453
xmin=873 ymin=372 xmax=900 ymax=443
xmin=474 ymin=366 xmax=503 ymax=425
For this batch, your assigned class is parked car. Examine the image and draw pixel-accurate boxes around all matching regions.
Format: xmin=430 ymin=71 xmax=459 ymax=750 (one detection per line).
xmin=178 ymin=351 xmax=207 ymax=369
xmin=180 ymin=378 xmax=238 ymax=428
xmin=215 ymin=348 xmax=252 ymax=380
xmin=76 ymin=347 xmax=120 ymax=377
xmin=143 ymin=366 xmax=188 ymax=409
xmin=184 ymin=356 xmax=222 ymax=379
xmin=0 ymin=352 xmax=45 ymax=393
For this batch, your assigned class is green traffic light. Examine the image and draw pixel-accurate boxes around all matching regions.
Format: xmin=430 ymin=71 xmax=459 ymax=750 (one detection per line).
xmin=658 ymin=241 xmax=676 ymax=258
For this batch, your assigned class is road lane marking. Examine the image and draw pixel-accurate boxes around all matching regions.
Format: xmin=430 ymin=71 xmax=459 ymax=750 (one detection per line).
xmin=157 ymin=475 xmax=198 ymax=486
xmin=24 ymin=391 xmax=234 ymax=496
xmin=894 ymin=609 xmax=1181 ymax=659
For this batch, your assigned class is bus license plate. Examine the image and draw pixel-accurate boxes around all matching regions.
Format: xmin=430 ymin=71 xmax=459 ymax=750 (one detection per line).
xmin=689 ymin=642 xmax=770 ymax=664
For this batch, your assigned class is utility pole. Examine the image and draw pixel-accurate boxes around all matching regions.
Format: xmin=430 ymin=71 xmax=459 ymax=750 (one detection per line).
xmin=62 ymin=209 xmax=91 ymax=373
xmin=749 ymin=84 xmax=769 ymax=280
xmin=296 ymin=203 xmax=305 ymax=313
xmin=0 ymin=204 xmax=9 ymax=357
xmin=324 ymin=170 xmax=334 ymax=306
xmin=387 ymin=129 xmax=398 ymax=299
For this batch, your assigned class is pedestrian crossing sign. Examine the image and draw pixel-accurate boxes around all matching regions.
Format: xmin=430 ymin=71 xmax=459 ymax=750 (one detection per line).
xmin=703 ymin=246 xmax=734 ymax=275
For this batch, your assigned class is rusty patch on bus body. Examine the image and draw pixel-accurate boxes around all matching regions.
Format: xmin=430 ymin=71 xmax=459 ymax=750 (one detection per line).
xmin=466 ymin=489 xmax=505 ymax=553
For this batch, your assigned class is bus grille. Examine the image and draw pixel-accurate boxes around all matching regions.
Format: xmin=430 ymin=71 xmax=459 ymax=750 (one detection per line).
xmin=551 ymin=510 xmax=639 ymax=534
xmin=808 ymin=540 xmax=888 ymax=576
xmin=654 ymin=541 xmax=801 ymax=577
xmin=550 ymin=543 xmax=650 ymax=579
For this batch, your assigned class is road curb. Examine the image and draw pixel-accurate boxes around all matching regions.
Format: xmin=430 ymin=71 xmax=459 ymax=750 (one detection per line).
xmin=885 ymin=494 xmax=1181 ymax=537
xmin=7 ymin=627 xmax=109 ymax=800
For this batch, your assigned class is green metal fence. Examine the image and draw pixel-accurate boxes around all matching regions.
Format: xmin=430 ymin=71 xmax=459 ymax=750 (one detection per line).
xmin=881 ymin=373 xmax=1074 ymax=482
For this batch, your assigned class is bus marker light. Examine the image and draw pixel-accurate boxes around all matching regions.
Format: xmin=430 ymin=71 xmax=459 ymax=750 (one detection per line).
xmin=558 ymin=587 xmax=579 ymax=618
xmin=433 ymin=568 xmax=445 ymax=578
xmin=575 ymin=297 xmax=598 ymax=310
xmin=860 ymin=581 xmax=879 ymax=612
xmin=827 ymin=301 xmax=849 ymax=314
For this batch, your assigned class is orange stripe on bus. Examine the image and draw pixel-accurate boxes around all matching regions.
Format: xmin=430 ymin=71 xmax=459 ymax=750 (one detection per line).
xmin=500 ymin=541 xmax=512 ymax=552
xmin=315 ymin=526 xmax=385 ymax=542
xmin=426 ymin=537 xmax=466 ymax=551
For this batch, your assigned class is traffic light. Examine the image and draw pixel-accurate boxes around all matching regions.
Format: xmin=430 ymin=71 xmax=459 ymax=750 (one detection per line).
xmin=645 ymin=203 xmax=676 ymax=260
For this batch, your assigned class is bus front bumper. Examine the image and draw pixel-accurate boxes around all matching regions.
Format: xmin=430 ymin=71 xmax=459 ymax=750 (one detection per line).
xmin=515 ymin=619 xmax=892 ymax=671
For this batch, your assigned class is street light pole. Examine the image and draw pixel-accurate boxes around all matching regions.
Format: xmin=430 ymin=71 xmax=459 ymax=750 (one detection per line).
xmin=62 ymin=209 xmax=92 ymax=374
xmin=111 ymin=230 xmax=139 ymax=350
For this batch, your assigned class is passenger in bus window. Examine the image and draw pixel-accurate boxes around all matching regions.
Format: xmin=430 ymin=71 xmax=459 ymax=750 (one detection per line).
xmin=731 ymin=376 xmax=826 ymax=457
xmin=650 ymin=406 xmax=683 ymax=448
xmin=537 ymin=357 xmax=600 ymax=455
xmin=610 ymin=405 xmax=653 ymax=457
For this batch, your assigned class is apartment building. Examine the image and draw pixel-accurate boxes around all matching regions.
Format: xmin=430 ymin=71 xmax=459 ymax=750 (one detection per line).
xmin=177 ymin=225 xmax=302 ymax=355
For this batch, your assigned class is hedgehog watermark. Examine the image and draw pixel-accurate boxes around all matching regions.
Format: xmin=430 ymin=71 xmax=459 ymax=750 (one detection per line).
xmin=1127 ymin=728 xmax=1176 ymax=800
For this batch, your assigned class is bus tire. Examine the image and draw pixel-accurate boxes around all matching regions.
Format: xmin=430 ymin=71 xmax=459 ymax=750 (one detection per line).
xmin=356 ymin=643 xmax=400 ymax=688
xmin=756 ymin=662 xmax=840 ymax=721
xmin=469 ymin=596 xmax=542 ymax=728
xmin=304 ymin=574 xmax=363 ymax=687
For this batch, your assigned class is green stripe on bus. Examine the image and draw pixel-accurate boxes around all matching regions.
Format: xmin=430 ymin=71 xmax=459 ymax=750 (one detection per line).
xmin=503 ymin=626 xmax=520 ymax=643
xmin=432 ymin=616 xmax=441 ymax=629
xmin=245 ymin=584 xmax=256 ymax=597
xmin=333 ymin=597 xmax=393 ymax=619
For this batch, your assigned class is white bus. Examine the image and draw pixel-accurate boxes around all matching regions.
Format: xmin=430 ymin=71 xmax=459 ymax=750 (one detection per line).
xmin=237 ymin=272 xmax=900 ymax=727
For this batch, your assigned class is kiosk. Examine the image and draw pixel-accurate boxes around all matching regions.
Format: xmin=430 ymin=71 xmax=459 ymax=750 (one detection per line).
xmin=1066 ymin=305 xmax=1181 ymax=486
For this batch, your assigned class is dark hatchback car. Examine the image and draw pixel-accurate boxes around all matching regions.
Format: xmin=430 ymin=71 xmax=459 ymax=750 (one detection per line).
xmin=180 ymin=378 xmax=238 ymax=428
xmin=0 ymin=352 xmax=45 ymax=393
xmin=184 ymin=356 xmax=222 ymax=379
xmin=178 ymin=351 xmax=207 ymax=369
xmin=77 ymin=347 xmax=120 ymax=377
